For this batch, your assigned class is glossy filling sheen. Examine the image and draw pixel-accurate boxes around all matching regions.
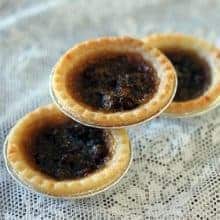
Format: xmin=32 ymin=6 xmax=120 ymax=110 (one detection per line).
xmin=164 ymin=48 xmax=211 ymax=102
xmin=71 ymin=53 xmax=159 ymax=112
xmin=31 ymin=121 xmax=111 ymax=180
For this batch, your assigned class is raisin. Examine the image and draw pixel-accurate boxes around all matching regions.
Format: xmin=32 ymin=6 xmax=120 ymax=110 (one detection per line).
xmin=164 ymin=48 xmax=211 ymax=102
xmin=32 ymin=121 xmax=111 ymax=180
xmin=72 ymin=52 xmax=159 ymax=112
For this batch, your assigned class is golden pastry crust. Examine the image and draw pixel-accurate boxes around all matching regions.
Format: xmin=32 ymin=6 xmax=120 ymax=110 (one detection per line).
xmin=51 ymin=36 xmax=177 ymax=127
xmin=6 ymin=104 xmax=131 ymax=197
xmin=143 ymin=33 xmax=220 ymax=115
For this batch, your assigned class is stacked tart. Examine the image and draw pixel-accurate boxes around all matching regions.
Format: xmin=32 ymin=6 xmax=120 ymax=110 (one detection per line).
xmin=5 ymin=34 xmax=220 ymax=198
xmin=50 ymin=37 xmax=177 ymax=127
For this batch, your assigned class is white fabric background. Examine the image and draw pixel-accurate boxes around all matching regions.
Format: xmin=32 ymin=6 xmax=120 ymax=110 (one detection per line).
xmin=0 ymin=0 xmax=220 ymax=219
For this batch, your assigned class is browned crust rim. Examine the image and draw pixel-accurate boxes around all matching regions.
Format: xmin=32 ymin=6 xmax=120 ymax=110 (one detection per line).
xmin=6 ymin=104 xmax=131 ymax=197
xmin=143 ymin=33 xmax=220 ymax=115
xmin=51 ymin=36 xmax=177 ymax=127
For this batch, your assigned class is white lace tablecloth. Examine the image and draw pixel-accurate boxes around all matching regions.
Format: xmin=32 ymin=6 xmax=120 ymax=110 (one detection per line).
xmin=0 ymin=0 xmax=220 ymax=219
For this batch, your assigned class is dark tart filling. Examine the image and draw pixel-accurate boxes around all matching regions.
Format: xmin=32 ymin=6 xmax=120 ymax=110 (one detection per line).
xmin=70 ymin=52 xmax=159 ymax=112
xmin=163 ymin=48 xmax=211 ymax=102
xmin=31 ymin=121 xmax=112 ymax=180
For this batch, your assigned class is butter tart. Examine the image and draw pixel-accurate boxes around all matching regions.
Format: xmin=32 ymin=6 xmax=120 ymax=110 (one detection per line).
xmin=6 ymin=104 xmax=131 ymax=197
xmin=144 ymin=33 xmax=220 ymax=116
xmin=51 ymin=37 xmax=177 ymax=127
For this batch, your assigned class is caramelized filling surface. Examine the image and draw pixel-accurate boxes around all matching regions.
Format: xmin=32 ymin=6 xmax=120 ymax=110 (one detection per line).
xmin=32 ymin=121 xmax=111 ymax=180
xmin=70 ymin=52 xmax=159 ymax=112
xmin=164 ymin=48 xmax=211 ymax=102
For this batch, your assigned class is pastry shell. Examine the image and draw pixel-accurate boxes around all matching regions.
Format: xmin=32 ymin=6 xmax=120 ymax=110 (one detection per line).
xmin=51 ymin=36 xmax=177 ymax=127
xmin=5 ymin=104 xmax=132 ymax=198
xmin=143 ymin=33 xmax=220 ymax=116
